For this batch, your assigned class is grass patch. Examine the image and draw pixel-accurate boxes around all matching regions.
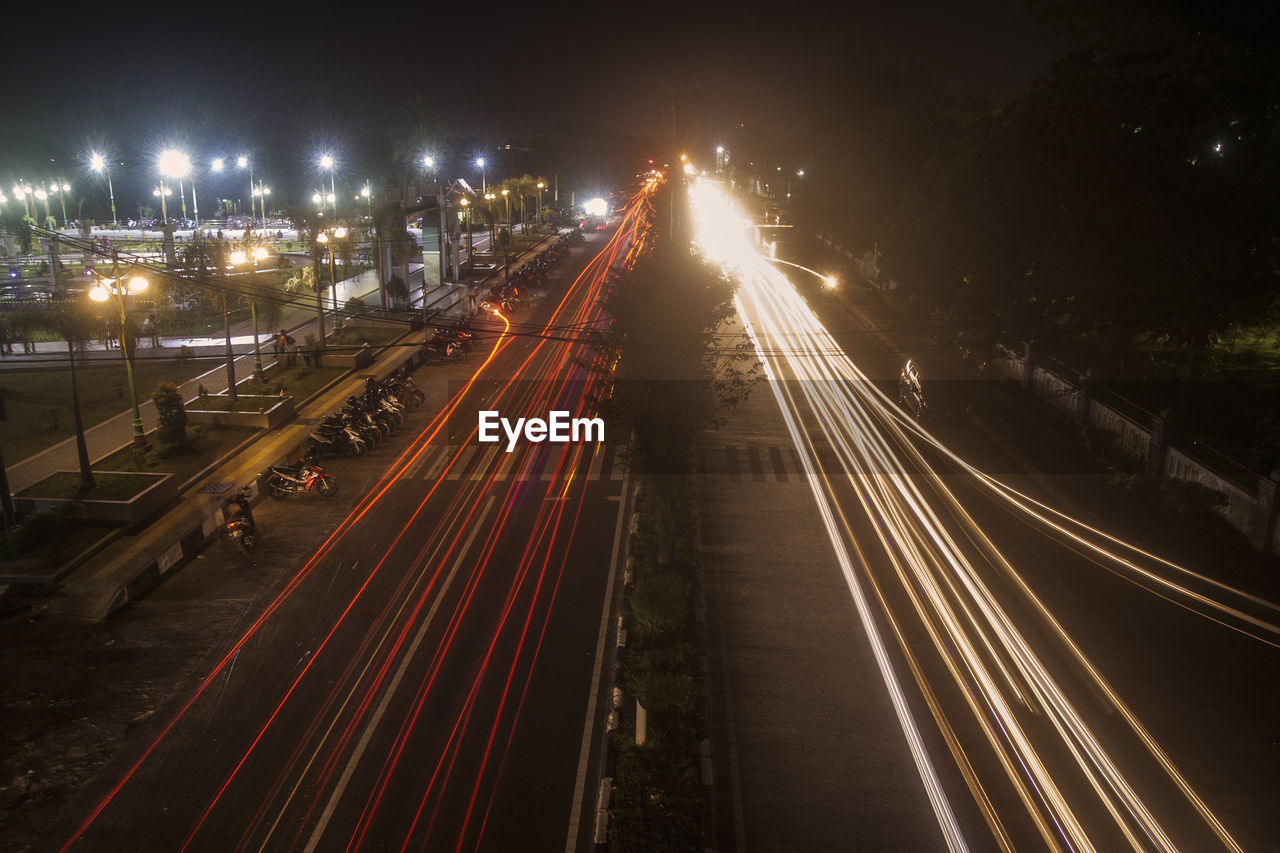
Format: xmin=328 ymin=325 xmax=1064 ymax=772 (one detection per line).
xmin=186 ymin=394 xmax=280 ymax=413
xmin=93 ymin=423 xmax=260 ymax=482
xmin=239 ymin=365 xmax=346 ymax=403
xmin=17 ymin=471 xmax=165 ymax=501
xmin=0 ymin=511 xmax=118 ymax=565
xmin=0 ymin=358 xmax=210 ymax=462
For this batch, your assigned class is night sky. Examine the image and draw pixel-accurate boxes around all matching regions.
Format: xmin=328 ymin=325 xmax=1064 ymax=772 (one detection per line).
xmin=2 ymin=1 xmax=1064 ymax=217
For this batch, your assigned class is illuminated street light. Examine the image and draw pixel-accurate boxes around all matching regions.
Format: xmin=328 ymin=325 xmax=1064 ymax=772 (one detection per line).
xmin=536 ymin=181 xmax=545 ymax=226
xmin=318 ymin=153 xmax=338 ymax=217
xmin=460 ymin=196 xmax=473 ymax=262
xmin=236 ymin=155 xmax=258 ymax=227
xmin=159 ymin=149 xmax=194 ymax=224
xmin=47 ymin=179 xmax=71 ymax=227
xmin=360 ymin=180 xmax=372 ymax=219
xmin=229 ymin=236 xmax=271 ymax=379
xmin=476 ymin=157 xmax=487 ymax=195
xmin=315 ymin=226 xmax=348 ymax=316
xmin=88 ymin=258 xmax=149 ymax=455
xmin=11 ymin=181 xmax=33 ymax=220
xmin=90 ymin=152 xmax=118 ymax=225
xmin=251 ymin=181 xmax=271 ymax=228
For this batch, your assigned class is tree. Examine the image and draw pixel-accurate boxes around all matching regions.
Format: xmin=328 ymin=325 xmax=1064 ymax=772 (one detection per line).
xmin=151 ymin=383 xmax=188 ymax=452
xmin=40 ymin=300 xmax=98 ymax=489
xmin=179 ymin=236 xmax=238 ymax=404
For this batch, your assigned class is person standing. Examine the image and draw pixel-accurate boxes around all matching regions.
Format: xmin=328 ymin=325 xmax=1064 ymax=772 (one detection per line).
xmin=467 ymin=283 xmax=479 ymax=314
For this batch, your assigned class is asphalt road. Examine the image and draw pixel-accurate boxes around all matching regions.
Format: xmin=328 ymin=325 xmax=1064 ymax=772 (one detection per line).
xmin=695 ymin=184 xmax=1280 ymax=852
xmin=49 ymin=197 xmax=653 ymax=851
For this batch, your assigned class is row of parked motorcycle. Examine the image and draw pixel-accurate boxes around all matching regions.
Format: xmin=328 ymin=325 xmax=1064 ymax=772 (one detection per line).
xmin=221 ymin=231 xmax=586 ymax=552
xmin=221 ymin=370 xmax=426 ymax=552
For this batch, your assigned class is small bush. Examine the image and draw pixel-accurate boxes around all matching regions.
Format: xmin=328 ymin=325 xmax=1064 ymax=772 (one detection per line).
xmin=0 ymin=505 xmax=73 ymax=559
xmin=630 ymin=571 xmax=689 ymax=640
xmin=151 ymin=382 xmax=189 ymax=451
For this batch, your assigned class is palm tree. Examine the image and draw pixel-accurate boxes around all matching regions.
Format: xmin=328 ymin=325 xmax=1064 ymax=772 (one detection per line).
xmin=179 ymin=236 xmax=238 ymax=405
xmin=42 ymin=300 xmax=99 ymax=487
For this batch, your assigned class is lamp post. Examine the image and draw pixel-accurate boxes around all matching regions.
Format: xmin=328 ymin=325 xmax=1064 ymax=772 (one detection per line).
xmin=360 ymin=181 xmax=373 ymax=220
xmin=461 ymin=196 xmax=473 ymax=264
xmin=50 ymin=180 xmax=70 ymax=227
xmin=484 ymin=192 xmax=497 ymax=246
xmin=230 ymin=238 xmax=270 ymax=380
xmin=236 ymin=155 xmax=256 ymax=226
xmin=316 ymin=226 xmax=348 ymax=316
xmin=501 ymin=188 xmax=511 ymax=242
xmin=153 ymin=184 xmax=173 ymax=223
xmin=90 ymin=153 xmax=118 ymax=226
xmin=159 ymin=149 xmax=192 ymax=224
xmin=34 ymin=187 xmax=52 ymax=228
xmin=476 ymin=157 xmax=486 ymax=196
xmin=536 ymin=181 xmax=545 ymax=227
xmin=88 ymin=257 xmax=149 ymax=456
xmin=319 ymin=154 xmax=337 ymax=218
xmin=11 ymin=181 xmax=33 ymax=221
xmin=252 ymin=181 xmax=271 ymax=228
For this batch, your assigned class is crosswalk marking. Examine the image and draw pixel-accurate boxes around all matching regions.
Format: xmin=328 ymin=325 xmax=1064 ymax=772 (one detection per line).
xmin=445 ymin=445 xmax=479 ymax=480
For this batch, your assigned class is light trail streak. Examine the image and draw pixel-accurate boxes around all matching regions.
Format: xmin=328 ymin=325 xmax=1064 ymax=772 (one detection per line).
xmin=694 ymin=181 xmax=1250 ymax=851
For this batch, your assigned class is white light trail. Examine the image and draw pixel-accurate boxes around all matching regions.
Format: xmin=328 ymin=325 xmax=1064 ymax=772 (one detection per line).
xmin=692 ymin=181 xmax=1253 ymax=852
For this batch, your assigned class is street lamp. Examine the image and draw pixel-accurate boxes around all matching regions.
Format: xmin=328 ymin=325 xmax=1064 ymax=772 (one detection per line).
xmin=484 ymin=192 xmax=497 ymax=245
xmin=34 ymin=186 xmax=54 ymax=228
xmin=536 ymin=181 xmax=545 ymax=226
xmin=11 ymin=181 xmax=33 ymax=220
xmin=252 ymin=181 xmax=271 ymax=228
xmin=476 ymin=157 xmax=486 ymax=195
xmin=501 ymin=188 xmax=511 ymax=243
xmin=50 ymin=180 xmax=70 ymax=227
xmin=236 ymin=155 xmax=257 ymax=227
xmin=230 ymin=238 xmax=270 ymax=380
xmin=88 ymin=257 xmax=149 ymax=455
xmin=460 ymin=196 xmax=473 ymax=263
xmin=153 ymin=184 xmax=173 ymax=223
xmin=318 ymin=153 xmax=337 ymax=218
xmin=315 ymin=226 xmax=348 ymax=316
xmin=159 ymin=149 xmax=192 ymax=224
xmin=360 ymin=181 xmax=372 ymax=219
xmin=90 ymin=153 xmax=118 ymax=226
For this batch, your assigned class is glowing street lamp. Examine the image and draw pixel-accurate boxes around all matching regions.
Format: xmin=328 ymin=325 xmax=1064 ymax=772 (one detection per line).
xmin=90 ymin=153 xmax=118 ymax=226
xmin=536 ymin=181 xmax=545 ymax=226
xmin=318 ymin=153 xmax=338 ymax=217
xmin=236 ymin=155 xmax=258 ymax=227
xmin=252 ymin=181 xmax=271 ymax=227
xmin=230 ymin=238 xmax=271 ymax=379
xmin=315 ymin=226 xmax=348 ymax=315
xmin=360 ymin=180 xmax=372 ymax=219
xmin=49 ymin=180 xmax=71 ymax=227
xmin=501 ymin=188 xmax=511 ymax=242
xmin=460 ymin=196 xmax=473 ymax=263
xmin=158 ymin=149 xmax=193 ymax=224
xmin=11 ymin=181 xmax=33 ymax=220
xmin=34 ymin=186 xmax=53 ymax=227
xmin=88 ymin=257 xmax=149 ymax=453
xmin=476 ymin=157 xmax=486 ymax=195
xmin=152 ymin=184 xmax=173 ymax=223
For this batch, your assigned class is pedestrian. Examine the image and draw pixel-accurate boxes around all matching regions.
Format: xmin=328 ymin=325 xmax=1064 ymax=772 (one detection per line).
xmin=301 ymin=347 xmax=313 ymax=368
xmin=467 ymin=284 xmax=478 ymax=314
xmin=273 ymin=329 xmax=286 ymax=359
xmin=149 ymin=315 xmax=161 ymax=348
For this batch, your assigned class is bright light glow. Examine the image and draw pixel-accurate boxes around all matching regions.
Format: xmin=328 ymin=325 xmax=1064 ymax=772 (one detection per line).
xmin=253 ymin=247 xmax=268 ymax=260
xmin=476 ymin=157 xmax=485 ymax=168
xmin=325 ymin=192 xmax=335 ymax=204
xmin=211 ymin=158 xmax=224 ymax=171
xmin=230 ymin=250 xmax=247 ymax=265
xmin=683 ymin=163 xmax=695 ymax=175
xmin=35 ymin=189 xmax=47 ymax=200
xmin=312 ymin=192 xmax=322 ymax=204
xmin=797 ymin=169 xmax=805 ymax=177
xmin=716 ymin=146 xmax=724 ymax=153
xmin=127 ymin=275 xmax=147 ymax=293
xmin=423 ymin=155 xmax=435 ymax=168
xmin=333 ymin=227 xmax=347 ymax=238
xmin=237 ymin=156 xmax=248 ymax=168
xmin=501 ymin=188 xmax=509 ymax=196
xmin=319 ymin=154 xmax=335 ymax=170
xmin=360 ymin=185 xmax=370 ymax=198
xmin=316 ymin=232 xmax=328 ymax=243
xmin=159 ymin=149 xmax=191 ymax=178
xmin=583 ymin=197 xmax=607 ymax=217
xmin=679 ymin=153 xmax=687 ymax=161
xmin=90 ymin=153 xmax=106 ymax=173
xmin=823 ymin=275 xmax=837 ymax=289
xmin=537 ymin=182 xmax=545 ymax=189
xmin=691 ymin=181 xmax=1254 ymax=853
xmin=89 ymin=284 xmax=109 ymax=302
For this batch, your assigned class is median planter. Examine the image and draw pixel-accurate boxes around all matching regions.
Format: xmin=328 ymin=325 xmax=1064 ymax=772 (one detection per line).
xmin=185 ymin=394 xmax=295 ymax=428
xmin=323 ymin=345 xmax=374 ymax=370
xmin=15 ymin=472 xmax=177 ymax=525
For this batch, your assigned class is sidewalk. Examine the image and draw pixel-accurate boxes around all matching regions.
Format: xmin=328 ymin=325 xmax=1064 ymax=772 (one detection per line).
xmin=0 ymin=228 xmax=566 ymax=615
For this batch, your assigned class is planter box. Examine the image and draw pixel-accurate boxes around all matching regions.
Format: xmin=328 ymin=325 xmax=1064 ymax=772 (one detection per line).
xmin=323 ymin=346 xmax=374 ymax=370
xmin=186 ymin=395 xmax=295 ymax=429
xmin=15 ymin=472 xmax=177 ymax=525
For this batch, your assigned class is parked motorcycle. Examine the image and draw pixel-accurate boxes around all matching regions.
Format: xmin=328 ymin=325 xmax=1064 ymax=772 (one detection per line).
xmin=221 ymin=485 xmax=257 ymax=551
xmin=265 ymin=449 xmax=337 ymax=499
